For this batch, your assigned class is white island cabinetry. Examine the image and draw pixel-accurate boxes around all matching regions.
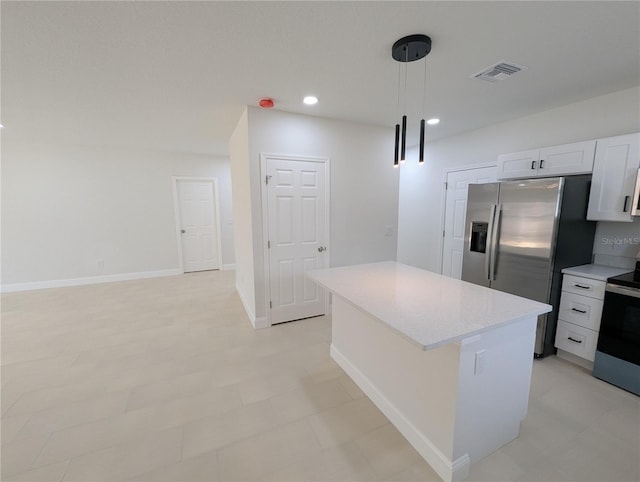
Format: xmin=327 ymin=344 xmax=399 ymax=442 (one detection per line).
xmin=307 ymin=262 xmax=551 ymax=482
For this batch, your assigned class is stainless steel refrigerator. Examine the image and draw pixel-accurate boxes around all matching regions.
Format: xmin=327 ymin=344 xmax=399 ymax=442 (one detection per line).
xmin=461 ymin=176 xmax=596 ymax=357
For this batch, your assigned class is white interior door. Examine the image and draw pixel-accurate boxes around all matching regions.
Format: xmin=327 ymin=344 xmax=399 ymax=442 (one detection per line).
xmin=266 ymin=157 xmax=328 ymax=324
xmin=176 ymin=180 xmax=220 ymax=273
xmin=442 ymin=166 xmax=496 ymax=278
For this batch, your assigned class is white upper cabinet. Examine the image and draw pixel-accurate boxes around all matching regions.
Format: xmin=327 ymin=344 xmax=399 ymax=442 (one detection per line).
xmin=496 ymin=149 xmax=539 ymax=179
xmin=587 ymin=133 xmax=640 ymax=222
xmin=497 ymin=140 xmax=595 ymax=180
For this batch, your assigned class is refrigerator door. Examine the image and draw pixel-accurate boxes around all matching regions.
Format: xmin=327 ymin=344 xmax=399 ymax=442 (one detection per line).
xmin=461 ymin=183 xmax=500 ymax=287
xmin=490 ymin=178 xmax=563 ymax=354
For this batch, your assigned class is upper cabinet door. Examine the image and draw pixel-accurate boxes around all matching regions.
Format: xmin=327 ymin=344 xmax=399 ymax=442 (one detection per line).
xmin=587 ymin=133 xmax=640 ymax=222
xmin=497 ymin=140 xmax=596 ymax=180
xmin=497 ymin=149 xmax=540 ymax=179
xmin=537 ymin=140 xmax=596 ymax=177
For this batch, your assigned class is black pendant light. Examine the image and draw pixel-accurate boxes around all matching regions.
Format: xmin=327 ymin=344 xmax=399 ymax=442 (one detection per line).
xmin=392 ymin=34 xmax=431 ymax=166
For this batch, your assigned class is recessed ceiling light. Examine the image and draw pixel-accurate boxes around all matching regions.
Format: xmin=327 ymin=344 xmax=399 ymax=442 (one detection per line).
xmin=427 ymin=118 xmax=440 ymax=125
xmin=303 ymin=96 xmax=318 ymax=105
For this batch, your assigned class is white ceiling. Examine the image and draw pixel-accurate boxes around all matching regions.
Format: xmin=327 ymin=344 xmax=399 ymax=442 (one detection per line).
xmin=3 ymin=1 xmax=639 ymax=157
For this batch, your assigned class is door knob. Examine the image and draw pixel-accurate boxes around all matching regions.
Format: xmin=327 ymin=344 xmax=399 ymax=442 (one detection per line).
xmin=181 ymin=229 xmax=186 ymax=234
xmin=318 ymin=246 xmax=326 ymax=252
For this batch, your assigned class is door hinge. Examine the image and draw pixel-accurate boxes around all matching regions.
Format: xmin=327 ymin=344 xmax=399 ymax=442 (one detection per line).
xmin=444 ymin=181 xmax=448 ymax=190
xmin=269 ymin=301 xmax=272 ymax=309
xmin=265 ymin=175 xmax=272 ymax=185
xmin=267 ymin=240 xmax=271 ymax=249
xmin=443 ymin=230 xmax=446 ymax=238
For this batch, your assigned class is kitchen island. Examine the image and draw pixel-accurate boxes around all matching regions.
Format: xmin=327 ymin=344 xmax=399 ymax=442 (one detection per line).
xmin=306 ymin=262 xmax=551 ymax=482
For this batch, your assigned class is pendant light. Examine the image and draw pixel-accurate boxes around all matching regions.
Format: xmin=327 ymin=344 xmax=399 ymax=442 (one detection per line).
xmin=392 ymin=34 xmax=431 ymax=166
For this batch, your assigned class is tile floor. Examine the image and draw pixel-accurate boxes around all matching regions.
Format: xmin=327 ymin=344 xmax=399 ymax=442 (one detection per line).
xmin=1 ymin=270 xmax=638 ymax=482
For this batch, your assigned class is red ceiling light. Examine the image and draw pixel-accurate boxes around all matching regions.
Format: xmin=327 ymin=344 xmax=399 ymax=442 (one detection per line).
xmin=258 ymin=98 xmax=275 ymax=109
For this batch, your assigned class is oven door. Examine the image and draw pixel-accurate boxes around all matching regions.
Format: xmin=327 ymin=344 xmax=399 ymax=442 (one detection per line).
xmin=597 ymin=283 xmax=640 ymax=365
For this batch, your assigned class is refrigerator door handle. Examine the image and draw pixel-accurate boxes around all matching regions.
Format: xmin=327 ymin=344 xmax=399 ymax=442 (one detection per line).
xmin=485 ymin=204 xmax=497 ymax=280
xmin=489 ymin=204 xmax=502 ymax=281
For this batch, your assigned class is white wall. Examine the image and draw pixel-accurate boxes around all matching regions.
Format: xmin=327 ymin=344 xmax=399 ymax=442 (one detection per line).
xmin=229 ymin=107 xmax=399 ymax=323
xmin=398 ymin=86 xmax=640 ymax=273
xmin=592 ymin=220 xmax=640 ymax=269
xmin=1 ymin=141 xmax=235 ymax=290
xmin=228 ymin=108 xmax=256 ymax=322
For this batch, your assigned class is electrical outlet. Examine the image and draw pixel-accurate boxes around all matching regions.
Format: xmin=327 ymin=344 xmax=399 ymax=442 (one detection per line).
xmin=97 ymin=259 xmax=105 ymax=269
xmin=384 ymin=226 xmax=394 ymax=237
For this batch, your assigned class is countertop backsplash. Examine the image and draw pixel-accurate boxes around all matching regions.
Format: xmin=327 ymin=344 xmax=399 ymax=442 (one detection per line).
xmin=592 ymin=220 xmax=640 ymax=270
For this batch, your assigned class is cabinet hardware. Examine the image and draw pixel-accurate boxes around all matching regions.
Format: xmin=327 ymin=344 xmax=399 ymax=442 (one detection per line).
xmin=540 ymin=159 xmax=545 ymax=169
xmin=623 ymin=195 xmax=630 ymax=212
xmin=571 ymin=308 xmax=587 ymax=314
xmin=531 ymin=161 xmax=536 ymax=170
xmin=567 ymin=336 xmax=583 ymax=344
xmin=574 ymin=284 xmax=590 ymax=289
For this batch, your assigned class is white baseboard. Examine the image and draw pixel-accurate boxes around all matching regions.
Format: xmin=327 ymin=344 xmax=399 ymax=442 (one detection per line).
xmin=556 ymin=349 xmax=594 ymax=371
xmin=1 ymin=269 xmax=182 ymax=293
xmin=253 ymin=316 xmax=269 ymax=329
xmin=234 ymin=282 xmax=270 ymax=330
xmin=221 ymin=264 xmax=236 ymax=271
xmin=330 ymin=344 xmax=470 ymax=482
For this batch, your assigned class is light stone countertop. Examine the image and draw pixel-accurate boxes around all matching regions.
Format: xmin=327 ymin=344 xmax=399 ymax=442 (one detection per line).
xmin=561 ymin=264 xmax=633 ymax=281
xmin=306 ymin=261 xmax=551 ymax=351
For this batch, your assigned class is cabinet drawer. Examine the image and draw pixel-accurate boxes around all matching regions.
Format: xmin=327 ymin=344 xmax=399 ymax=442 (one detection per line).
xmin=554 ymin=320 xmax=599 ymax=362
xmin=562 ymin=274 xmax=606 ymax=300
xmin=558 ymin=292 xmax=604 ymax=331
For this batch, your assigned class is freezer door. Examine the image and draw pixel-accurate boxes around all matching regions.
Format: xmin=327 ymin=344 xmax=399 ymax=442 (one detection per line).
xmin=490 ymin=178 xmax=562 ymax=301
xmin=461 ymin=183 xmax=500 ymax=287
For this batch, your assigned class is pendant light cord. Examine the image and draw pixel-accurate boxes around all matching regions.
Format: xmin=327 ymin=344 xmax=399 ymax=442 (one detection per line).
xmin=396 ymin=61 xmax=401 ymax=122
xmin=422 ymin=56 xmax=427 ymax=117
xmin=404 ymin=47 xmax=408 ymax=117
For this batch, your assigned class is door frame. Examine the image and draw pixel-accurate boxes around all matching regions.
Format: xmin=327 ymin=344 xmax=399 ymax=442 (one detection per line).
xmin=172 ymin=176 xmax=223 ymax=274
xmin=260 ymin=153 xmax=331 ymax=327
xmin=438 ymin=163 xmax=496 ymax=275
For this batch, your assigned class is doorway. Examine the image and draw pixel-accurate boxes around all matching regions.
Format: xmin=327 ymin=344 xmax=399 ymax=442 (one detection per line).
xmin=441 ymin=165 xmax=496 ymax=278
xmin=261 ymin=154 xmax=330 ymax=325
xmin=173 ymin=178 xmax=222 ymax=273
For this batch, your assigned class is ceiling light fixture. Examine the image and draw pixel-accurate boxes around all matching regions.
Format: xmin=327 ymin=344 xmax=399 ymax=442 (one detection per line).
xmin=303 ymin=96 xmax=318 ymax=105
xmin=392 ymin=34 xmax=432 ymax=167
xmin=258 ymin=98 xmax=275 ymax=109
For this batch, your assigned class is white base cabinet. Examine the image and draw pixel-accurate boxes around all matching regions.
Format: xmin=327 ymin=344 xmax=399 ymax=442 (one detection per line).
xmin=555 ymin=274 xmax=606 ymax=363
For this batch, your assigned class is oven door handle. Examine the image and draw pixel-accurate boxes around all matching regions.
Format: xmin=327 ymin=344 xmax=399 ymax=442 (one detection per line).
xmin=606 ymin=283 xmax=640 ymax=299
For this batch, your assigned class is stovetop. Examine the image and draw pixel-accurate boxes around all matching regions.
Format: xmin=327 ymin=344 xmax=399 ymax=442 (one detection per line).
xmin=607 ymin=271 xmax=640 ymax=290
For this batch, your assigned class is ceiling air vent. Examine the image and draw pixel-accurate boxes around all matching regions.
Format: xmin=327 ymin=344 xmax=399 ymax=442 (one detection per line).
xmin=472 ymin=61 xmax=528 ymax=82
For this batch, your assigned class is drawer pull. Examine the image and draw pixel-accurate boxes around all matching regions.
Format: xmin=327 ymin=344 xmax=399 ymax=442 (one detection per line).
xmin=574 ymin=284 xmax=591 ymax=289
xmin=567 ymin=336 xmax=583 ymax=344
xmin=571 ymin=308 xmax=587 ymax=314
